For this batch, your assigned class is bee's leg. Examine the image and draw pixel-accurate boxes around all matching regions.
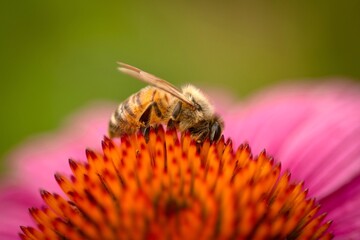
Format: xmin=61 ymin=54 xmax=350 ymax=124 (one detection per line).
xmin=139 ymin=104 xmax=152 ymax=126
xmin=166 ymin=101 xmax=182 ymax=131
xmin=151 ymin=103 xmax=163 ymax=133
xmin=209 ymin=121 xmax=222 ymax=143
xmin=167 ymin=119 xmax=176 ymax=130
xmin=140 ymin=126 xmax=150 ymax=141
xmin=152 ymin=102 xmax=162 ymax=118
xmin=139 ymin=102 xmax=163 ymax=141
xmin=167 ymin=101 xmax=182 ymax=131
xmin=139 ymin=102 xmax=163 ymax=125
xmin=171 ymin=101 xmax=182 ymax=120
xmin=139 ymin=104 xmax=152 ymax=141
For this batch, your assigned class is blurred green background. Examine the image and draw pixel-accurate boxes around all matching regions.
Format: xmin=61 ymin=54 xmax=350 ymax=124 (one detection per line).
xmin=1 ymin=1 xmax=360 ymax=168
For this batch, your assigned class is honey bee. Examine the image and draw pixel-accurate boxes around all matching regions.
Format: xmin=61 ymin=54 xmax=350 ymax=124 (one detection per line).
xmin=109 ymin=62 xmax=224 ymax=143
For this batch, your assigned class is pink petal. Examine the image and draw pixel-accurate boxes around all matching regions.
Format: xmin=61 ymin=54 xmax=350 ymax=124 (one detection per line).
xmin=1 ymin=102 xmax=116 ymax=238
xmin=0 ymin=186 xmax=38 ymax=239
xmin=320 ymin=174 xmax=360 ymax=239
xmin=223 ymin=81 xmax=360 ymax=238
xmin=6 ymin=102 xmax=116 ymax=195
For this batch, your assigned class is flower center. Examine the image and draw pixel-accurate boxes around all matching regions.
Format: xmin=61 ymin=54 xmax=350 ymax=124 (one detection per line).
xmin=20 ymin=126 xmax=333 ymax=240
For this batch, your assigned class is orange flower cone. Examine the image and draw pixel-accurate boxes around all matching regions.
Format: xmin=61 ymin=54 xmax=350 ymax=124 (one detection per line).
xmin=20 ymin=126 xmax=333 ymax=240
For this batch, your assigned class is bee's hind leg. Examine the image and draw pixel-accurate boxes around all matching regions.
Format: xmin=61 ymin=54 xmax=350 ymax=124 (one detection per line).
xmin=139 ymin=102 xmax=163 ymax=142
xmin=140 ymin=126 xmax=150 ymax=142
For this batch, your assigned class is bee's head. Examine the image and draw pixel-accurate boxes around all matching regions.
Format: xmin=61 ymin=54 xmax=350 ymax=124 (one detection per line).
xmin=187 ymin=115 xmax=224 ymax=143
xmin=181 ymin=85 xmax=215 ymax=119
xmin=179 ymin=85 xmax=224 ymax=142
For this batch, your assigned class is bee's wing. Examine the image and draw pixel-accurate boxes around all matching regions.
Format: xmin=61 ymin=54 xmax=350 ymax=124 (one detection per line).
xmin=117 ymin=62 xmax=194 ymax=106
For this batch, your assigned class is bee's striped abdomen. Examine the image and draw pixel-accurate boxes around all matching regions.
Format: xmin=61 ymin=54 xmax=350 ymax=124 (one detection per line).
xmin=109 ymin=86 xmax=173 ymax=138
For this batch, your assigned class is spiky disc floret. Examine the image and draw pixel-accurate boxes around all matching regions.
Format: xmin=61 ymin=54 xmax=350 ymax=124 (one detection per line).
xmin=20 ymin=126 xmax=333 ymax=240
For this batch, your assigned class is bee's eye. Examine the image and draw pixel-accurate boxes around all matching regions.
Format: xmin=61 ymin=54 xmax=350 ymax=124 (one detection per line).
xmin=189 ymin=96 xmax=202 ymax=111
xmin=193 ymin=102 xmax=202 ymax=111
xmin=210 ymin=121 xmax=222 ymax=142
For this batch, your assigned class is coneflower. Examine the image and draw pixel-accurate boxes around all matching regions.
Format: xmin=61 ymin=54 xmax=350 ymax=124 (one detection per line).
xmin=20 ymin=126 xmax=333 ymax=239
xmin=1 ymin=82 xmax=359 ymax=239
